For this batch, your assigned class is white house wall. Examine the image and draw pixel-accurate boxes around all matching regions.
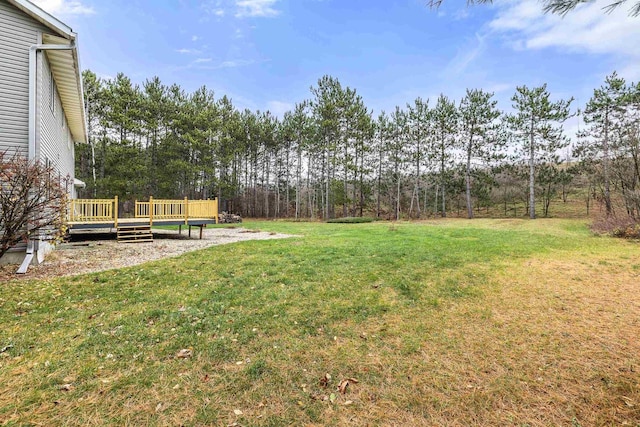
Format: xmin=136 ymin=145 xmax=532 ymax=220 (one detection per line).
xmin=38 ymin=52 xmax=76 ymax=197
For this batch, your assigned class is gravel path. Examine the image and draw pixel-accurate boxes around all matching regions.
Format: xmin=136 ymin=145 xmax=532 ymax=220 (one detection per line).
xmin=0 ymin=227 xmax=295 ymax=283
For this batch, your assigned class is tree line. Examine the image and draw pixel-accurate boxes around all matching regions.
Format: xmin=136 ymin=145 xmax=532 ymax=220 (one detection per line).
xmin=76 ymin=70 xmax=640 ymax=221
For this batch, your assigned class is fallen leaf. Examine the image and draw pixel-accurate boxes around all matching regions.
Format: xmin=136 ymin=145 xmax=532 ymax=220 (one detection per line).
xmin=59 ymin=383 xmax=73 ymax=391
xmin=338 ymin=378 xmax=358 ymax=394
xmin=320 ymin=373 xmax=331 ymax=387
xmin=233 ymin=409 xmax=243 ymax=415
xmin=343 ymin=400 xmax=353 ymax=405
xmin=176 ymin=349 xmax=192 ymax=359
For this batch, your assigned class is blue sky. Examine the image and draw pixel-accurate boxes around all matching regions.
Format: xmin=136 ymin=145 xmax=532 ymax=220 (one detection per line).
xmin=35 ymin=0 xmax=640 ymax=132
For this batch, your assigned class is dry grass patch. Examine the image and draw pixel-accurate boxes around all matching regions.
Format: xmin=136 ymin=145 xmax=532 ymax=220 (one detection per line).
xmin=0 ymin=220 xmax=638 ymax=426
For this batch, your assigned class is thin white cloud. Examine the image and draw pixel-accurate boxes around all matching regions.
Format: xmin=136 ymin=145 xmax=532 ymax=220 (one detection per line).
xmin=266 ymin=100 xmax=293 ymax=118
xmin=443 ymin=33 xmax=486 ymax=77
xmin=176 ymin=48 xmax=202 ymax=55
xmin=184 ymin=58 xmax=257 ymax=70
xmin=235 ymin=0 xmax=280 ymax=18
xmin=484 ymin=82 xmax=513 ymax=94
xmin=217 ymin=59 xmax=255 ymax=68
xmin=32 ymin=0 xmax=95 ymax=15
xmin=200 ymin=1 xmax=226 ymax=21
xmin=453 ymin=8 xmax=470 ymax=20
xmin=489 ymin=0 xmax=640 ymax=79
xmin=192 ymin=35 xmax=200 ymax=42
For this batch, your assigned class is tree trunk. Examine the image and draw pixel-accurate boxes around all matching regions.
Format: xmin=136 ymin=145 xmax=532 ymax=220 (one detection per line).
xmin=529 ymin=118 xmax=536 ymax=220
xmin=376 ymin=145 xmax=382 ymax=218
xmin=603 ymin=109 xmax=612 ymax=215
xmin=296 ymin=146 xmax=302 ymax=219
xmin=358 ymin=138 xmax=364 ymax=217
xmin=465 ymin=139 xmax=474 ymax=219
xmin=343 ymin=137 xmax=348 ymax=218
xmin=264 ymin=151 xmax=270 ymax=218
xmin=325 ymin=145 xmax=330 ymax=219
xmin=285 ymin=144 xmax=290 ymax=217
xmin=441 ymin=146 xmax=446 ymax=218
xmin=396 ymin=168 xmax=401 ymax=221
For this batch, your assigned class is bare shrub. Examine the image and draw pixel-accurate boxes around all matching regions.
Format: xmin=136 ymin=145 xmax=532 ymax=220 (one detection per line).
xmin=591 ymin=214 xmax=640 ymax=239
xmin=0 ymin=152 xmax=68 ymax=259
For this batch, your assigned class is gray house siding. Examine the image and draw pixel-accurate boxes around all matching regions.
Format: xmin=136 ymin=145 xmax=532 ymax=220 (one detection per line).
xmin=0 ymin=0 xmax=84 ymax=266
xmin=38 ymin=52 xmax=76 ymax=197
xmin=0 ymin=0 xmax=48 ymax=157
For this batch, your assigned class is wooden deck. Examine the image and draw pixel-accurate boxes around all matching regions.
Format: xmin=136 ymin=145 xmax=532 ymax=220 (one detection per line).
xmin=67 ymin=217 xmax=217 ymax=229
xmin=67 ymin=197 xmax=219 ymax=230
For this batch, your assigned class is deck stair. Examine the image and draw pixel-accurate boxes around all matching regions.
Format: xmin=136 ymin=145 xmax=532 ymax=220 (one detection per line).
xmin=116 ymin=223 xmax=153 ymax=243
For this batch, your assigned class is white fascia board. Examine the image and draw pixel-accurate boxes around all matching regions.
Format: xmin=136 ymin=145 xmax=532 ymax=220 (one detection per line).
xmin=7 ymin=0 xmax=75 ymax=39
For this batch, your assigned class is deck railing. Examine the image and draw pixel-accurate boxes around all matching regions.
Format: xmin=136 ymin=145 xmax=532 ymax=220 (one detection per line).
xmin=135 ymin=197 xmax=218 ymax=225
xmin=67 ymin=196 xmax=218 ymax=226
xmin=68 ymin=197 xmax=119 ymax=226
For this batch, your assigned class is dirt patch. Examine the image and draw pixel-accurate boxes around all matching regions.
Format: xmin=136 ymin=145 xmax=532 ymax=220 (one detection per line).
xmin=0 ymin=227 xmax=296 ymax=283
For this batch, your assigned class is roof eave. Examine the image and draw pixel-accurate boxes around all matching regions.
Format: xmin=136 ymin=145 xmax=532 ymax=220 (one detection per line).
xmin=7 ymin=0 xmax=75 ymax=39
xmin=41 ymin=37 xmax=87 ymax=144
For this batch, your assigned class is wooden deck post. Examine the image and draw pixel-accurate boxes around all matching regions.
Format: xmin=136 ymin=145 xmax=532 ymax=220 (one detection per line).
xmin=149 ymin=196 xmax=154 ymax=227
xmin=184 ymin=197 xmax=188 ymax=225
xmin=114 ymin=196 xmax=118 ymax=228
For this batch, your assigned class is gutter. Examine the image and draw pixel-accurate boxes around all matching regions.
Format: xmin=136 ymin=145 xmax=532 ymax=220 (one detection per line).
xmin=18 ymin=42 xmax=77 ymax=273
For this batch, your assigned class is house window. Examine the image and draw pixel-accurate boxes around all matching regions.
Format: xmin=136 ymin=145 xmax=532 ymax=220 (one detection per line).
xmin=49 ymin=71 xmax=56 ymax=116
xmin=44 ymin=157 xmax=51 ymax=197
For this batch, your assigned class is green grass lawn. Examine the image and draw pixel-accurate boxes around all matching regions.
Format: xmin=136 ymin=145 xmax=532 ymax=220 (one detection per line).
xmin=1 ymin=219 xmax=638 ymax=426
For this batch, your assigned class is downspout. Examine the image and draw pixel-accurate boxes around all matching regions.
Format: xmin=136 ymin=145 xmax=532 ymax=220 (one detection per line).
xmin=17 ymin=240 xmax=36 ymax=274
xmin=17 ymin=42 xmax=76 ymax=274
